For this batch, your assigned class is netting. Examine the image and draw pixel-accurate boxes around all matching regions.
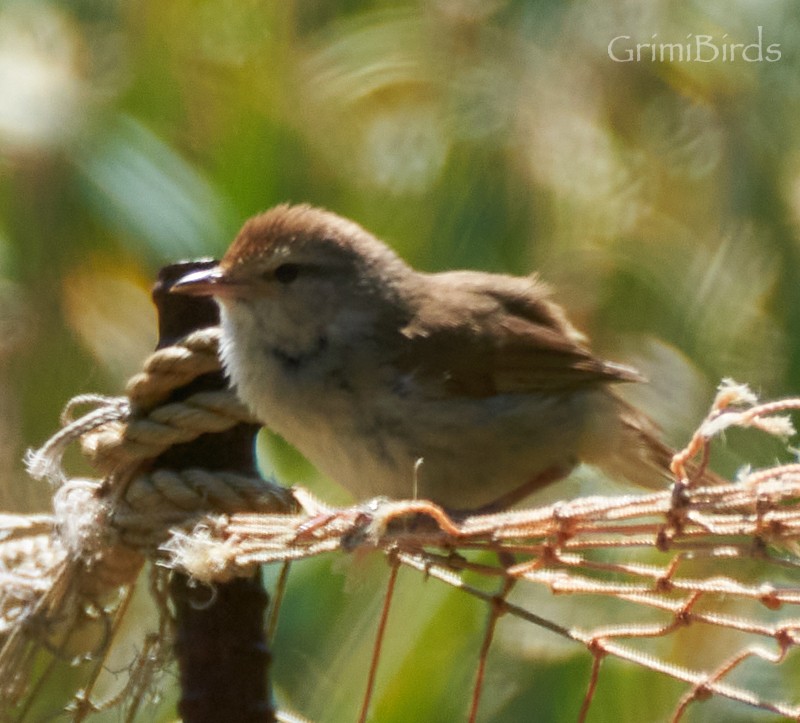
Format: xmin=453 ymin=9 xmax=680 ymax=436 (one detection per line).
xmin=2 ymin=328 xmax=799 ymax=722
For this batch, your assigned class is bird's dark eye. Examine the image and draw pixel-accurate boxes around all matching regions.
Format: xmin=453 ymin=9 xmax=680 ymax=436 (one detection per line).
xmin=273 ymin=263 xmax=300 ymax=284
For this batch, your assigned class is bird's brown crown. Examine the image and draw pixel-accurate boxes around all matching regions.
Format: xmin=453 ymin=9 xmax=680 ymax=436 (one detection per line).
xmin=220 ymin=204 xmax=396 ymax=272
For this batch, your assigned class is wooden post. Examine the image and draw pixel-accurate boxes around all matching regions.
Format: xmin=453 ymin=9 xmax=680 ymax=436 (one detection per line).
xmin=152 ymin=261 xmax=275 ymax=722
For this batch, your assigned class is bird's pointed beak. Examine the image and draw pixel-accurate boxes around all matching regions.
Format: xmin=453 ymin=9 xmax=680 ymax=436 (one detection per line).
xmin=171 ymin=266 xmax=236 ymax=298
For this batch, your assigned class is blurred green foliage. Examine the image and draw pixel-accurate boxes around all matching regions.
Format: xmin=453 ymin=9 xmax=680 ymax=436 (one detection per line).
xmin=2 ymin=0 xmax=800 ymax=720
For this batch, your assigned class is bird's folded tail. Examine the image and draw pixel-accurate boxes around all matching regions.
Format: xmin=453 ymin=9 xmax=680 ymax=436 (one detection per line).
xmin=590 ymin=397 xmax=725 ymax=490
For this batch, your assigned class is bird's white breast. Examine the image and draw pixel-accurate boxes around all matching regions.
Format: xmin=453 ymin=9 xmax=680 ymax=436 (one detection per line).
xmin=218 ymin=301 xmax=415 ymax=500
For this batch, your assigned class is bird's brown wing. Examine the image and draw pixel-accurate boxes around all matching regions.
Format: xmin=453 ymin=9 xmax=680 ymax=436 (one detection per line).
xmin=395 ymin=271 xmax=642 ymax=398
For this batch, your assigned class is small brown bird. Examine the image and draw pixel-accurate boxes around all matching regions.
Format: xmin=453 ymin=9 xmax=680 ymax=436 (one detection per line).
xmin=174 ymin=204 xmax=705 ymax=512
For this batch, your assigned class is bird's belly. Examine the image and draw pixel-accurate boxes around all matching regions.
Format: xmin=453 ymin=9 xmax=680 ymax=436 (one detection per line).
xmin=250 ymin=369 xmax=604 ymax=510
xmin=364 ymin=391 xmax=596 ymax=509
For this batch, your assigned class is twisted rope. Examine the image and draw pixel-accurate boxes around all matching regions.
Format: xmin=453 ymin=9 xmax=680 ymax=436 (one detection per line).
xmin=7 ymin=338 xmax=288 ymax=705
xmin=114 ymin=469 xmax=294 ymax=548
xmin=85 ymin=390 xmax=257 ymax=477
xmin=25 ymin=397 xmax=130 ymax=485
xmin=125 ymin=327 xmax=224 ymax=412
xmin=2 ymin=324 xmax=294 ymax=706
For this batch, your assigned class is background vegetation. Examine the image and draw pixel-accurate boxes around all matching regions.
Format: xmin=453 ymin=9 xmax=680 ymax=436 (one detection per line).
xmin=2 ymin=1 xmax=799 ymax=720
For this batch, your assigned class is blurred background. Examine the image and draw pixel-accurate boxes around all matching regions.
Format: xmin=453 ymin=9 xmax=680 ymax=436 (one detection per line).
xmin=2 ymin=0 xmax=800 ymax=720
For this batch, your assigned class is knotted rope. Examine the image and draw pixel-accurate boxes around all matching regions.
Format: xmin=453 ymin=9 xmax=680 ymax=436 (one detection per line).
xmin=27 ymin=327 xmax=291 ymax=524
xmin=1 ymin=326 xmax=294 ymax=705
